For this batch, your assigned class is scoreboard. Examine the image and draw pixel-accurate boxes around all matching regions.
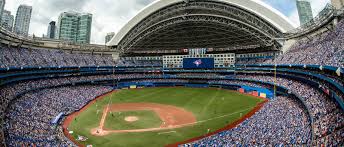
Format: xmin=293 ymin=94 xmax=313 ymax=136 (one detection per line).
xmin=183 ymin=58 xmax=215 ymax=69
xmin=163 ymin=53 xmax=235 ymax=68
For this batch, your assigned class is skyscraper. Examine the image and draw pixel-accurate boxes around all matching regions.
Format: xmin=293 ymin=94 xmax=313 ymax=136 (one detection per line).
xmin=0 ymin=0 xmax=5 ymax=23
xmin=57 ymin=12 xmax=92 ymax=44
xmin=77 ymin=14 xmax=92 ymax=43
xmin=1 ymin=10 xmax=14 ymax=31
xmin=296 ymin=0 xmax=313 ymax=25
xmin=47 ymin=21 xmax=56 ymax=39
xmin=105 ymin=32 xmax=116 ymax=44
xmin=14 ymin=4 xmax=32 ymax=36
xmin=331 ymin=0 xmax=344 ymax=9
xmin=57 ymin=12 xmax=78 ymax=42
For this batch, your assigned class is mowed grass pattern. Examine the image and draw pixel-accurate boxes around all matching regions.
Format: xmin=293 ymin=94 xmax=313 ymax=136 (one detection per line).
xmin=104 ymin=110 xmax=162 ymax=130
xmin=68 ymin=87 xmax=263 ymax=147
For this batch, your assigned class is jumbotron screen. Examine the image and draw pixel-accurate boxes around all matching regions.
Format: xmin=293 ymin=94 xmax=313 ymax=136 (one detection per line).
xmin=183 ymin=58 xmax=215 ymax=69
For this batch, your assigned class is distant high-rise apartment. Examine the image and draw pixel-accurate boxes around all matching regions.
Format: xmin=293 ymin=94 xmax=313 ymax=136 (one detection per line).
xmin=77 ymin=14 xmax=92 ymax=43
xmin=14 ymin=4 xmax=32 ymax=36
xmin=296 ymin=0 xmax=313 ymax=25
xmin=1 ymin=10 xmax=14 ymax=31
xmin=105 ymin=32 xmax=115 ymax=44
xmin=332 ymin=0 xmax=344 ymax=9
xmin=0 ymin=0 xmax=5 ymax=23
xmin=47 ymin=21 xmax=56 ymax=39
xmin=57 ymin=12 xmax=92 ymax=44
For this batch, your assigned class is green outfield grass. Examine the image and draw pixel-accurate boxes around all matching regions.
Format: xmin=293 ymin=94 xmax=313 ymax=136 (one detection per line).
xmin=68 ymin=87 xmax=263 ymax=147
xmin=104 ymin=110 xmax=162 ymax=130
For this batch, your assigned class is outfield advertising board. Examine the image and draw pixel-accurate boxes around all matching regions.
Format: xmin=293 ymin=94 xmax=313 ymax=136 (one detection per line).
xmin=183 ymin=58 xmax=214 ymax=69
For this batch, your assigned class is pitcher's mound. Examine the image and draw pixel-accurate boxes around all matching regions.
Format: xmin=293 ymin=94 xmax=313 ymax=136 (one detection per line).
xmin=125 ymin=116 xmax=139 ymax=122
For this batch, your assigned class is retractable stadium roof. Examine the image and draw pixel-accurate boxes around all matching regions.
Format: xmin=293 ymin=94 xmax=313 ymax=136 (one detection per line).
xmin=107 ymin=0 xmax=295 ymax=53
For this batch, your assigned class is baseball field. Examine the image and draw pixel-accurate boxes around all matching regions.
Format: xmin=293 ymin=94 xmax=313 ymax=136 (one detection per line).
xmin=64 ymin=87 xmax=265 ymax=147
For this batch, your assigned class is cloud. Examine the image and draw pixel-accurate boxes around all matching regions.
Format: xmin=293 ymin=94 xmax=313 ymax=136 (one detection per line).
xmin=288 ymin=9 xmax=301 ymax=26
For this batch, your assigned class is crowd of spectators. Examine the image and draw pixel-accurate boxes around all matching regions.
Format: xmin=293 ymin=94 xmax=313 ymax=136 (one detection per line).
xmin=0 ymin=47 xmax=116 ymax=68
xmin=179 ymin=72 xmax=343 ymax=146
xmin=266 ymin=20 xmax=344 ymax=67
xmin=208 ymin=80 xmax=262 ymax=88
xmin=236 ymin=75 xmax=344 ymax=140
xmin=316 ymin=128 xmax=344 ymax=146
xmin=236 ymin=58 xmax=271 ymax=65
xmin=0 ymin=46 xmax=167 ymax=69
xmin=1 ymin=70 xmax=343 ymax=146
xmin=172 ymin=73 xmax=223 ymax=78
xmin=116 ymin=58 xmax=162 ymax=67
xmin=0 ymin=73 xmax=163 ymax=133
xmin=4 ymin=85 xmax=112 ymax=146
xmin=0 ymin=73 xmax=207 ymax=146
xmin=0 ymin=73 xmax=162 ymax=108
xmin=189 ymin=96 xmax=312 ymax=146
xmin=0 ymin=9 xmax=343 ymax=147
xmin=1 ymin=41 xmax=343 ymax=145
xmin=130 ymin=79 xmax=189 ymax=83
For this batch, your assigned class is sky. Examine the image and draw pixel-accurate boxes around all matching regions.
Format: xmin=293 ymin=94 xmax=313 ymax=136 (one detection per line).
xmin=3 ymin=0 xmax=331 ymax=44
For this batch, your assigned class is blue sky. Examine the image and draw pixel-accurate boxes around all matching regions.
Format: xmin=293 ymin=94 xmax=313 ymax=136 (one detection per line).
xmin=4 ymin=0 xmax=332 ymax=44
xmin=262 ymin=0 xmax=331 ymax=26
xmin=264 ymin=0 xmax=297 ymax=16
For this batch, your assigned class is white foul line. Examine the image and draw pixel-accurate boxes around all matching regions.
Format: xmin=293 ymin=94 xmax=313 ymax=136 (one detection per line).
xmin=158 ymin=131 xmax=177 ymax=135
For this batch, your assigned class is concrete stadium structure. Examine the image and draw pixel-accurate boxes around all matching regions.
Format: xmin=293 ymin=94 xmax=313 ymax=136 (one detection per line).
xmin=108 ymin=0 xmax=296 ymax=52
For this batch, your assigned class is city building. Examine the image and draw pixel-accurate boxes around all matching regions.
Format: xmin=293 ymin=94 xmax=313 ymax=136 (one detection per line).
xmin=77 ymin=14 xmax=92 ymax=43
xmin=14 ymin=4 xmax=32 ymax=36
xmin=57 ymin=12 xmax=92 ymax=44
xmin=296 ymin=0 xmax=313 ymax=25
xmin=332 ymin=0 xmax=344 ymax=9
xmin=1 ymin=10 xmax=13 ymax=31
xmin=47 ymin=21 xmax=56 ymax=39
xmin=105 ymin=32 xmax=115 ymax=44
xmin=0 ymin=0 xmax=5 ymax=23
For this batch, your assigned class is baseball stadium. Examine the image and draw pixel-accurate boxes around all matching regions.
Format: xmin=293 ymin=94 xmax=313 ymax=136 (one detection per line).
xmin=0 ymin=0 xmax=343 ymax=146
